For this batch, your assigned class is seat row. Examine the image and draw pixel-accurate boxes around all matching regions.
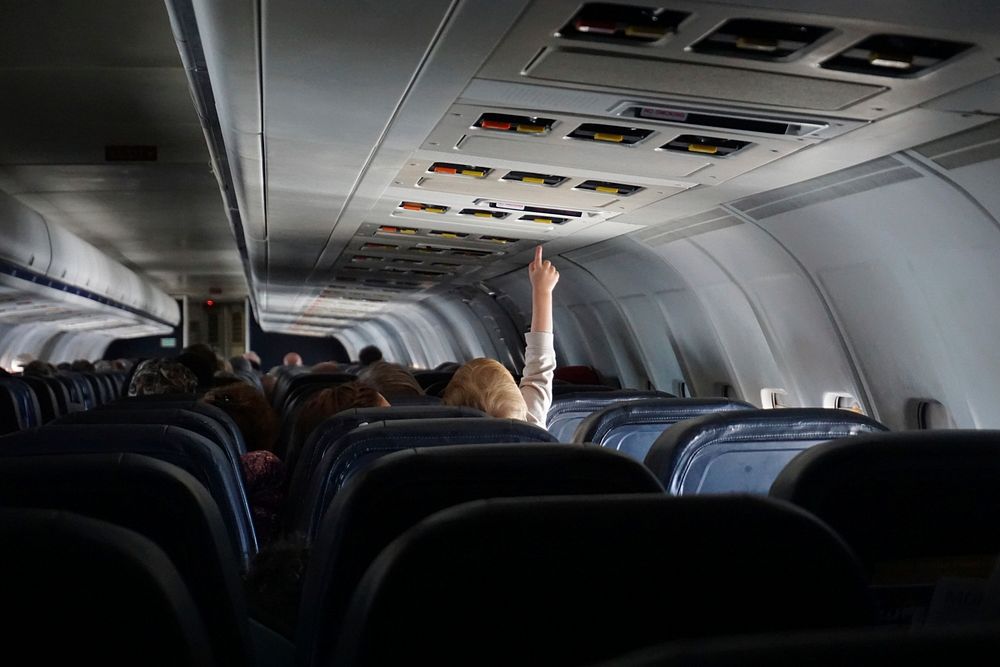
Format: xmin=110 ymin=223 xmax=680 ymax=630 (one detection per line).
xmin=0 ymin=370 xmax=128 ymax=433
xmin=3 ymin=427 xmax=999 ymax=666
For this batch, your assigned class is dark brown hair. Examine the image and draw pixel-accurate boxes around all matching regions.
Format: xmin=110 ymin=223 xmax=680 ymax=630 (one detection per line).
xmin=202 ymin=382 xmax=279 ymax=452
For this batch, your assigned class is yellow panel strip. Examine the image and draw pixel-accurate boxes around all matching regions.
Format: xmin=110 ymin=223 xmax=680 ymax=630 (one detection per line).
xmin=594 ymin=132 xmax=625 ymax=143
xmin=688 ymin=144 xmax=719 ymax=154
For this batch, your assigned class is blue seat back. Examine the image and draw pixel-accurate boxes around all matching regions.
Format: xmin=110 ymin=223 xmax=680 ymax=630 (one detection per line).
xmin=0 ymin=454 xmax=253 ymax=667
xmin=574 ymin=397 xmax=756 ymax=460
xmin=269 ymin=365 xmax=314 ymax=410
xmin=591 ymin=623 xmax=1000 ymax=667
xmin=771 ymin=430 xmax=1000 ymax=626
xmin=298 ymin=443 xmax=663 ymax=667
xmin=292 ymin=417 xmax=556 ymax=540
xmin=646 ymin=408 xmax=888 ymax=496
xmin=279 ymin=373 xmax=358 ymax=416
xmin=288 ymin=405 xmax=486 ymax=508
xmin=546 ymin=390 xmax=676 ymax=442
xmin=58 ymin=372 xmax=96 ymax=409
xmin=551 ymin=383 xmax=613 ymax=396
xmin=105 ymin=396 xmax=248 ymax=455
xmin=16 ymin=375 xmax=61 ymax=424
xmin=55 ymin=408 xmax=243 ymax=473
xmin=0 ymin=424 xmax=257 ymax=569
xmin=0 ymin=377 xmax=41 ymax=433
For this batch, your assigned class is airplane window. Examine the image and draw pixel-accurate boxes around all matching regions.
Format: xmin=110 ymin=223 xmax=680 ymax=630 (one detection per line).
xmin=823 ymin=392 xmax=864 ymax=414
xmin=916 ymin=399 xmax=957 ymax=430
xmin=761 ymin=388 xmax=788 ymax=409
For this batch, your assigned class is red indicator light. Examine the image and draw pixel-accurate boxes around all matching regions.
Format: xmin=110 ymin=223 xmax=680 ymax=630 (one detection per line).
xmin=205 ymin=299 xmax=215 ymax=307
xmin=481 ymin=119 xmax=512 ymax=130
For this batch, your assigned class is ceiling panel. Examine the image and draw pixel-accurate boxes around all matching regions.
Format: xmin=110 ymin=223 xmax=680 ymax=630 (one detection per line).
xmin=0 ymin=0 xmax=246 ymax=300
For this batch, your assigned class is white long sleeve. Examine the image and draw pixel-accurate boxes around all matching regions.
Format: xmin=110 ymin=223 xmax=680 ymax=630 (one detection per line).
xmin=519 ymin=331 xmax=556 ymax=428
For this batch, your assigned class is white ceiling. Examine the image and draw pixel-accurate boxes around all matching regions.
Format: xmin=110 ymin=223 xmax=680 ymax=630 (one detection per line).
xmin=4 ymin=0 xmax=999 ymax=336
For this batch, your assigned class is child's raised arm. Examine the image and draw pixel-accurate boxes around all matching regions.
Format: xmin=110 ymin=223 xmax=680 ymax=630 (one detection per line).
xmin=528 ymin=245 xmax=559 ymax=333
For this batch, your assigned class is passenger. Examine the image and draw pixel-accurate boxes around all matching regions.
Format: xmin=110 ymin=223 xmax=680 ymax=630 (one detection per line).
xmin=209 ymin=371 xmax=244 ymax=388
xmin=243 ymin=536 xmax=310 ymax=639
xmin=239 ymin=450 xmax=287 ymax=548
xmin=358 ymin=345 xmax=383 ymax=367
xmin=70 ymin=359 xmax=95 ymax=372
xmin=176 ymin=350 xmax=216 ymax=388
xmin=261 ymin=374 xmax=277 ymax=402
xmin=93 ymin=359 xmax=114 ymax=373
xmin=127 ymin=358 xmax=198 ymax=397
xmin=283 ymin=352 xmax=303 ymax=366
xmin=229 ymin=356 xmax=253 ymax=374
xmin=55 ymin=362 xmax=72 ymax=371
xmin=23 ymin=360 xmax=56 ymax=377
xmin=310 ymin=361 xmax=341 ymax=374
xmin=243 ymin=350 xmax=262 ymax=371
xmin=443 ymin=246 xmax=558 ymax=427
xmin=288 ymin=381 xmax=388 ymax=470
xmin=358 ymin=360 xmax=424 ymax=398
xmin=201 ymin=382 xmax=279 ymax=453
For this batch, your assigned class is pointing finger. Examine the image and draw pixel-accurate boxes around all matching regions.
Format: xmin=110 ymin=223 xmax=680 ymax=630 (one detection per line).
xmin=534 ymin=245 xmax=543 ymax=265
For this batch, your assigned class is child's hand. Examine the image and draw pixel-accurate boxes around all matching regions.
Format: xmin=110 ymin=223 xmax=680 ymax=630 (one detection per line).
xmin=528 ymin=245 xmax=559 ymax=294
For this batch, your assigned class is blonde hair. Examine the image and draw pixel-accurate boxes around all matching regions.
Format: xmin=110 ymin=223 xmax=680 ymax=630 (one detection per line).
xmin=442 ymin=358 xmax=527 ymax=421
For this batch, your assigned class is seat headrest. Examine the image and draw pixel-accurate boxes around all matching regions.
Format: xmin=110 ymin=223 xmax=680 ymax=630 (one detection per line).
xmin=0 ymin=508 xmax=213 ymax=666
xmin=335 ymin=494 xmax=873 ymax=666
xmin=645 ymin=408 xmax=888 ymax=495
xmin=0 ymin=424 xmax=256 ymax=568
xmin=287 ymin=405 xmax=487 ymax=514
xmin=298 ymin=444 xmax=664 ymax=666
xmin=574 ymin=397 xmax=756 ymax=447
xmin=0 ymin=453 xmax=252 ymax=666
xmin=294 ymin=417 xmax=557 ymax=539
xmin=585 ymin=623 xmax=1000 ymax=667
xmin=771 ymin=430 xmax=1000 ymax=567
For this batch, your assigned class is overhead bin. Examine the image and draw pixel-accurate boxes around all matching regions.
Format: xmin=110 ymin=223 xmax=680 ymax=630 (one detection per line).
xmin=0 ymin=193 xmax=178 ymax=331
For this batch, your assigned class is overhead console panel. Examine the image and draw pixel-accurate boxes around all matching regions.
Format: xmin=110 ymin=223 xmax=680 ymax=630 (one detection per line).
xmin=419 ymin=102 xmax=827 ymax=187
xmin=477 ymin=0 xmax=1000 ymax=122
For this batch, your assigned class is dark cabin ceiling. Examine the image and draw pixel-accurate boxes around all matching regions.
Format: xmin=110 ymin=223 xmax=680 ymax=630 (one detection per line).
xmin=0 ymin=0 xmax=247 ymax=301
